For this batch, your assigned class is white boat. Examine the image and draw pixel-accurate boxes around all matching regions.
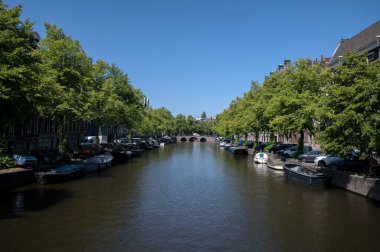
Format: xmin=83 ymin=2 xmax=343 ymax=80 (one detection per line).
xmin=254 ymin=152 xmax=268 ymax=164
xmin=224 ymin=143 xmax=233 ymax=148
xmin=82 ymin=154 xmax=113 ymax=172
xmin=267 ymin=164 xmax=284 ymax=170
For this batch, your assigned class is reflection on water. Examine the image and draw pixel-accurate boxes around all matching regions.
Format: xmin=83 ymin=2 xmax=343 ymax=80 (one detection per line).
xmin=1 ymin=143 xmax=380 ymax=251
xmin=0 ymin=188 xmax=75 ymax=219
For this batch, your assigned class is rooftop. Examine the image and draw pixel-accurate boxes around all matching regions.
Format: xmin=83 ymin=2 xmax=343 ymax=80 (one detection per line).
xmin=329 ymin=20 xmax=380 ymax=66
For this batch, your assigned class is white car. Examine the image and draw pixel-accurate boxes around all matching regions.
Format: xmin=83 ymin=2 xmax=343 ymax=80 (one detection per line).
xmin=283 ymin=146 xmax=312 ymax=158
xmin=315 ymin=154 xmax=343 ymax=167
xmin=13 ymin=153 xmax=38 ymax=168
xmin=315 ymin=151 xmax=359 ymax=168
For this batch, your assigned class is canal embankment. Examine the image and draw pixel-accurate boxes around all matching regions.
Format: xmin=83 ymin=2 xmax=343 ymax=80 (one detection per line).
xmin=0 ymin=168 xmax=35 ymax=191
xmin=256 ymin=151 xmax=380 ymax=202
xmin=322 ymin=168 xmax=380 ymax=201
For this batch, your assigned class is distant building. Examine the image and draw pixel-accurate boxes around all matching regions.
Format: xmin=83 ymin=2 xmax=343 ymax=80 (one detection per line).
xmin=196 ymin=116 xmax=215 ymax=122
xmin=329 ymin=20 xmax=380 ymax=68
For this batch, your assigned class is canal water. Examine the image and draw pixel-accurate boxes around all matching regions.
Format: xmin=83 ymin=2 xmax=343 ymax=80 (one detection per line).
xmin=1 ymin=143 xmax=380 ymax=251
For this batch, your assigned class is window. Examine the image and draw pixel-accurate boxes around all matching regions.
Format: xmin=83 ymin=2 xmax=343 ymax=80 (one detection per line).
xmin=368 ymin=51 xmax=375 ymax=62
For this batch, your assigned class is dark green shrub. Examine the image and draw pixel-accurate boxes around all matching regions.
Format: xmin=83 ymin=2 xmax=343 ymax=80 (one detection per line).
xmin=0 ymin=157 xmax=16 ymax=169
xmin=264 ymin=142 xmax=276 ymax=153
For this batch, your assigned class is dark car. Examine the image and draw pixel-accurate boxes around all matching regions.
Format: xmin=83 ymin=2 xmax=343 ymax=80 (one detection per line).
xmin=298 ymin=150 xmax=324 ymax=163
xmin=331 ymin=156 xmax=370 ymax=172
xmin=245 ymin=141 xmax=254 ymax=148
xmin=269 ymin=143 xmax=297 ymax=154
xmin=30 ymin=149 xmax=67 ymax=164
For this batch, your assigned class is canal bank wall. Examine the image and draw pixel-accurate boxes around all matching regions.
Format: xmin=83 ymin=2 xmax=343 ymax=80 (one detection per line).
xmin=0 ymin=168 xmax=35 ymax=191
xmin=323 ymin=169 xmax=380 ymax=201
xmin=250 ymin=151 xmax=380 ymax=202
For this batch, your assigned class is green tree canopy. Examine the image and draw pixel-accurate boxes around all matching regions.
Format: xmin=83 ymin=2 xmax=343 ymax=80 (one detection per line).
xmin=316 ymin=52 xmax=380 ymax=157
xmin=35 ymin=23 xmax=93 ymax=120
xmin=0 ymin=1 xmax=40 ymax=134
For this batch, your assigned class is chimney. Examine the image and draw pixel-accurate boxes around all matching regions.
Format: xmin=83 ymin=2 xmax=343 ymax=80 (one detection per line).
xmin=284 ymin=59 xmax=291 ymax=68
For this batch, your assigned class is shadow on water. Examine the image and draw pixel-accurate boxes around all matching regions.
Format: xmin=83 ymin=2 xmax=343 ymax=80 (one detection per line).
xmin=0 ymin=187 xmax=76 ymax=219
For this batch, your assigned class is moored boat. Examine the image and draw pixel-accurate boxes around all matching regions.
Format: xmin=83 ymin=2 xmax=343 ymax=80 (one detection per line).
xmin=224 ymin=142 xmax=233 ymax=148
xmin=100 ymin=143 xmax=132 ymax=165
xmin=283 ymin=162 xmax=329 ymax=185
xmin=109 ymin=150 xmax=132 ymax=165
xmin=35 ymin=163 xmax=83 ymax=184
xmin=82 ymin=154 xmax=113 ymax=172
xmin=267 ymin=164 xmax=283 ymax=170
xmin=228 ymin=146 xmax=248 ymax=154
xmin=254 ymin=152 xmax=268 ymax=164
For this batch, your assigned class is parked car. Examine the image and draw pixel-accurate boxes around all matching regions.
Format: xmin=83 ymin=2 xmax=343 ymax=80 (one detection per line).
xmin=254 ymin=142 xmax=268 ymax=151
xmin=283 ymin=146 xmax=312 ymax=158
xmin=30 ymin=149 xmax=67 ymax=164
xmin=316 ymin=152 xmax=369 ymax=172
xmin=298 ymin=150 xmax=324 ymax=163
xmin=245 ymin=141 xmax=254 ymax=148
xmin=12 ymin=152 xmax=38 ymax=168
xmin=269 ymin=143 xmax=296 ymax=154
xmin=315 ymin=154 xmax=342 ymax=167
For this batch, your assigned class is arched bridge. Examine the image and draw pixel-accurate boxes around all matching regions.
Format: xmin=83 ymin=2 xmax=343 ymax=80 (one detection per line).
xmin=177 ymin=135 xmax=216 ymax=142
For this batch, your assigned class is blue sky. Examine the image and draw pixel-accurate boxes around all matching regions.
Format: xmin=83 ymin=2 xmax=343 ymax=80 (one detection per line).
xmin=6 ymin=0 xmax=379 ymax=117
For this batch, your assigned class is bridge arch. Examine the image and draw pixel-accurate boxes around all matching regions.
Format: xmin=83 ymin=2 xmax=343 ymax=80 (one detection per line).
xmin=176 ymin=136 xmax=216 ymax=143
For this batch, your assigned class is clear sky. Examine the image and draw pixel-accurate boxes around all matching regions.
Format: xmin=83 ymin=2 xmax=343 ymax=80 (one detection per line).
xmin=5 ymin=0 xmax=379 ymax=117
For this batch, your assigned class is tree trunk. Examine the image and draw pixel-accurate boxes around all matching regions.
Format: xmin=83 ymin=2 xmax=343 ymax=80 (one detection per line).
xmin=297 ymin=130 xmax=305 ymax=155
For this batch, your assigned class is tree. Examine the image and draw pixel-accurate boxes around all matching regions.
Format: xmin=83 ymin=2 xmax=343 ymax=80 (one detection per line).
xmin=89 ymin=61 xmax=144 ymax=142
xmin=137 ymin=107 xmax=155 ymax=137
xmin=201 ymin=112 xmax=206 ymax=119
xmin=316 ymin=52 xmax=380 ymax=173
xmin=35 ymin=23 xmax=93 ymax=152
xmin=0 ymin=1 xmax=40 ymax=138
xmin=213 ymin=81 xmax=267 ymax=143
xmin=264 ymin=59 xmax=330 ymax=155
xmin=186 ymin=116 xmax=196 ymax=134
xmin=174 ymin=114 xmax=187 ymax=135
xmin=242 ymin=81 xmax=268 ymax=145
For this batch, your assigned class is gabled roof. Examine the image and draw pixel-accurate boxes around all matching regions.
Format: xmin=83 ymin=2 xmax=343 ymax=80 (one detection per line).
xmin=329 ymin=20 xmax=380 ymax=66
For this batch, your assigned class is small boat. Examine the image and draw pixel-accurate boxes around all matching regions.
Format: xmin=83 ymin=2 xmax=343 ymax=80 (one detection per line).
xmin=82 ymin=154 xmax=113 ymax=172
xmin=254 ymin=152 xmax=268 ymax=164
xmin=267 ymin=164 xmax=284 ymax=170
xmin=229 ymin=146 xmax=248 ymax=154
xmin=149 ymin=138 xmax=160 ymax=148
xmin=100 ymin=143 xmax=132 ymax=165
xmin=224 ymin=143 xmax=233 ymax=148
xmin=283 ymin=162 xmax=329 ymax=185
xmin=35 ymin=163 xmax=83 ymax=184
xmin=109 ymin=150 xmax=132 ymax=165
xmin=219 ymin=139 xmax=232 ymax=147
